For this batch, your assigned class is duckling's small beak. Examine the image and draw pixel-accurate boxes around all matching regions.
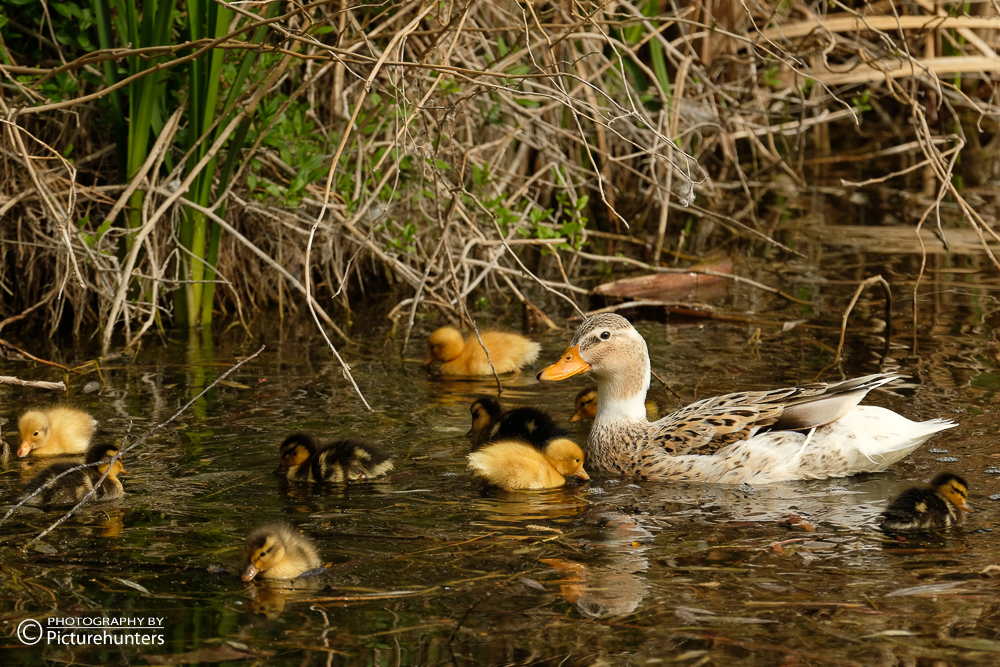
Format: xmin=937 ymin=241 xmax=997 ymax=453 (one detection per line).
xmin=962 ymin=501 xmax=974 ymax=513
xmin=242 ymin=563 xmax=260 ymax=582
xmin=573 ymin=467 xmax=590 ymax=481
xmin=118 ymin=468 xmax=129 ymax=475
xmin=569 ymin=411 xmax=583 ymax=422
xmin=465 ymin=427 xmax=474 ymax=437
xmin=537 ymin=345 xmax=590 ymax=381
xmin=422 ymin=353 xmax=434 ymax=366
xmin=17 ymin=442 xmax=31 ymax=458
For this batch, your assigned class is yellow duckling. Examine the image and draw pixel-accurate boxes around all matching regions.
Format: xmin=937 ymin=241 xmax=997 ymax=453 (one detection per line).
xmin=241 ymin=523 xmax=322 ymax=582
xmin=539 ymin=313 xmax=956 ymax=484
xmin=570 ymin=385 xmax=660 ymax=422
xmin=879 ymin=472 xmax=973 ymax=533
xmin=465 ymin=399 xmax=589 ymax=489
xmin=19 ymin=443 xmax=126 ymax=507
xmin=467 ymin=438 xmax=589 ymax=490
xmin=277 ymin=434 xmax=393 ymax=483
xmin=424 ymin=326 xmax=541 ymax=375
xmin=18 ymin=406 xmax=98 ymax=457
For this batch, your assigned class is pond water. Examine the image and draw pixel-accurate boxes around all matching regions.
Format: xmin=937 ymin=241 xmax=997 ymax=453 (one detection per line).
xmin=2 ymin=249 xmax=1000 ymax=666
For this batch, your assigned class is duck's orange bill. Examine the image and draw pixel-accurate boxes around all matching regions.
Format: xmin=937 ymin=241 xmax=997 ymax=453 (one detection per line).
xmin=17 ymin=442 xmax=31 ymax=458
xmin=573 ymin=466 xmax=590 ymax=481
xmin=963 ymin=502 xmax=975 ymax=513
xmin=422 ymin=354 xmax=434 ymax=366
xmin=537 ymin=345 xmax=590 ymax=381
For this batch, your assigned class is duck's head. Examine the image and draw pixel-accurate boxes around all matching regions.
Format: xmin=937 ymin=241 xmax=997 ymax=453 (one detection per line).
xmin=242 ymin=531 xmax=288 ymax=582
xmin=424 ymin=327 xmax=464 ymax=365
xmin=570 ymin=386 xmax=599 ymax=421
xmin=277 ymin=434 xmax=316 ymax=473
xmin=17 ymin=410 xmax=51 ymax=457
xmin=544 ymin=438 xmax=590 ymax=480
xmin=86 ymin=444 xmax=128 ymax=477
xmin=932 ymin=472 xmax=974 ymax=514
xmin=538 ymin=314 xmax=650 ymax=421
xmin=467 ymin=396 xmax=503 ymax=439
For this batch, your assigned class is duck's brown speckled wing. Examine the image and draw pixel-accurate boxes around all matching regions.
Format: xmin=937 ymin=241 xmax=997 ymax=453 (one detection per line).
xmin=647 ymin=373 xmax=897 ymax=456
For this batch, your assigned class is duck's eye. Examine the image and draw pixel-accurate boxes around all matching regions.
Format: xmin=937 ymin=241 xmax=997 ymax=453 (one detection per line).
xmin=600 ymin=331 xmax=611 ymax=340
xmin=33 ymin=431 xmax=40 ymax=437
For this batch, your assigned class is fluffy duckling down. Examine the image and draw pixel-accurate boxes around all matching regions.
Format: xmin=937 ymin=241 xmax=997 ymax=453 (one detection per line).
xmin=18 ymin=406 xmax=97 ymax=457
xmin=879 ymin=472 xmax=973 ymax=533
xmin=19 ymin=443 xmax=126 ymax=507
xmin=277 ymin=434 xmax=393 ymax=483
xmin=465 ymin=397 xmax=589 ymax=489
xmin=242 ymin=523 xmax=322 ymax=582
xmin=424 ymin=326 xmax=540 ymax=375
xmin=467 ymin=396 xmax=573 ymax=452
xmin=467 ymin=438 xmax=589 ymax=491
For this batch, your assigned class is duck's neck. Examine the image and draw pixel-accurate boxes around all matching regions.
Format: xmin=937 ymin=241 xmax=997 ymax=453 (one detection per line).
xmin=593 ymin=349 xmax=651 ymax=425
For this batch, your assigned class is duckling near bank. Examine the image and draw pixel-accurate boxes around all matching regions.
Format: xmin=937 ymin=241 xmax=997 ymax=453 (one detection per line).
xmin=538 ymin=313 xmax=956 ymax=484
xmin=18 ymin=443 xmax=126 ymax=507
xmin=277 ymin=434 xmax=393 ymax=483
xmin=570 ymin=386 xmax=660 ymax=422
xmin=18 ymin=406 xmax=98 ymax=457
xmin=424 ymin=326 xmax=541 ymax=375
xmin=242 ymin=523 xmax=323 ymax=582
xmin=467 ymin=438 xmax=589 ymax=491
xmin=879 ymin=472 xmax=973 ymax=533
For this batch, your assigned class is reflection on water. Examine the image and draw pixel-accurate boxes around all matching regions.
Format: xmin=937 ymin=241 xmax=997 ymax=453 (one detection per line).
xmin=3 ymin=252 xmax=1000 ymax=664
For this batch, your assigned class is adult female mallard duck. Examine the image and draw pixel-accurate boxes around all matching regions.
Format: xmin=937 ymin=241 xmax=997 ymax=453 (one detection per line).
xmin=18 ymin=406 xmax=97 ymax=457
xmin=277 ymin=434 xmax=393 ymax=483
xmin=424 ymin=326 xmax=541 ymax=375
xmin=538 ymin=313 xmax=956 ymax=484
xmin=879 ymin=472 xmax=973 ymax=533
xmin=242 ymin=523 xmax=323 ymax=581
xmin=19 ymin=443 xmax=126 ymax=507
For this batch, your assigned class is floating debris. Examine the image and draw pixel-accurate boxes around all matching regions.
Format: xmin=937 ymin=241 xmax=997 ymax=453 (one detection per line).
xmin=936 ymin=456 xmax=959 ymax=462
xmin=928 ymin=448 xmax=949 ymax=453
xmin=987 ymin=467 xmax=1000 ymax=474
xmin=990 ymin=494 xmax=1000 ymax=501
xmin=736 ymin=482 xmax=756 ymax=495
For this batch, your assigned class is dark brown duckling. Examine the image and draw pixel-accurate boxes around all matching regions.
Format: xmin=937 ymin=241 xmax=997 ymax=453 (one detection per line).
xmin=277 ymin=434 xmax=393 ymax=483
xmin=467 ymin=396 xmax=571 ymax=452
xmin=242 ymin=523 xmax=322 ymax=582
xmin=18 ymin=443 xmax=127 ymax=507
xmin=879 ymin=472 xmax=973 ymax=533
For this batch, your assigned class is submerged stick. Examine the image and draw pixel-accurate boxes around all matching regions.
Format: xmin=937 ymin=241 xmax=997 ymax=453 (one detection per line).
xmin=0 ymin=376 xmax=66 ymax=391
xmin=7 ymin=346 xmax=267 ymax=543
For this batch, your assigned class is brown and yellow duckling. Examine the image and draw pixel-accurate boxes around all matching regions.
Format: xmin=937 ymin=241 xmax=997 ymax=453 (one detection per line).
xmin=277 ymin=434 xmax=393 ymax=483
xmin=242 ymin=523 xmax=323 ymax=582
xmin=424 ymin=326 xmax=541 ymax=376
xmin=18 ymin=406 xmax=98 ymax=457
xmin=18 ymin=443 xmax=126 ymax=507
xmin=570 ymin=386 xmax=660 ymax=422
xmin=465 ymin=397 xmax=589 ymax=490
xmin=879 ymin=472 xmax=973 ymax=533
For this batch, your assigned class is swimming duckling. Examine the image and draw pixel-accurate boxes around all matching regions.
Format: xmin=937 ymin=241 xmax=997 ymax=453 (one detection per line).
xmin=424 ymin=326 xmax=541 ymax=375
xmin=19 ymin=443 xmax=126 ymax=507
xmin=879 ymin=472 xmax=973 ymax=533
xmin=570 ymin=386 xmax=662 ymax=422
xmin=18 ymin=406 xmax=98 ymax=457
xmin=467 ymin=397 xmax=572 ymax=452
xmin=467 ymin=437 xmax=589 ymax=490
xmin=242 ymin=523 xmax=323 ymax=582
xmin=277 ymin=434 xmax=394 ymax=483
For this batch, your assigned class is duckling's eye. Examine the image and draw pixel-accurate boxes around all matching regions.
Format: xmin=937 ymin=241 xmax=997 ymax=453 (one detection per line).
xmin=599 ymin=331 xmax=611 ymax=340
xmin=33 ymin=431 xmax=40 ymax=437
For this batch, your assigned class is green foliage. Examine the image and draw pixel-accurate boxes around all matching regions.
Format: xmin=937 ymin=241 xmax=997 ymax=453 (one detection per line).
xmin=852 ymin=89 xmax=872 ymax=113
